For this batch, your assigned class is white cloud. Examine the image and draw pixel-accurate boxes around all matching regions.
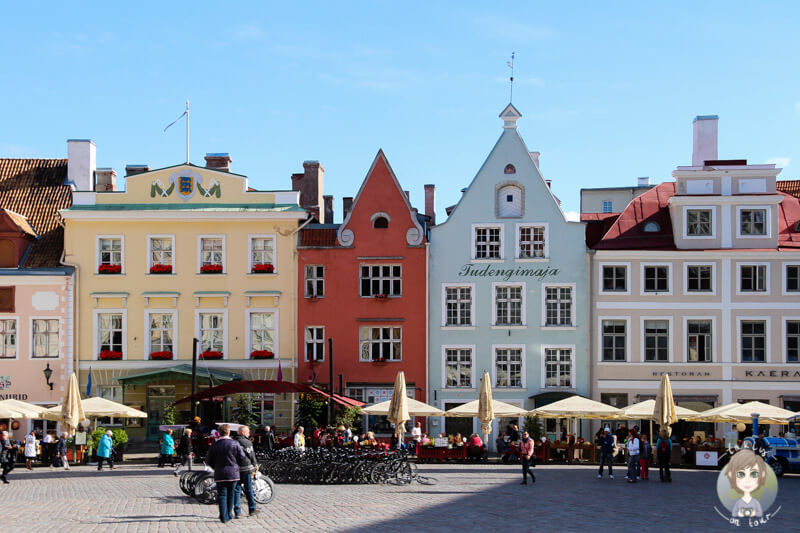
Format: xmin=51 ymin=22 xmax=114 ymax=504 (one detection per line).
xmin=766 ymin=157 xmax=790 ymax=169
xmin=564 ymin=210 xmax=580 ymax=222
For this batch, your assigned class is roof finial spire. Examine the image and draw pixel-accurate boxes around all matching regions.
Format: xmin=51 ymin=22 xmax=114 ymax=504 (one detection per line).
xmin=507 ymin=52 xmax=515 ymax=103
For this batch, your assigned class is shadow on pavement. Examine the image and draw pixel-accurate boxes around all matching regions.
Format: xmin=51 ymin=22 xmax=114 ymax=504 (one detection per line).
xmin=6 ymin=466 xmax=180 ymax=481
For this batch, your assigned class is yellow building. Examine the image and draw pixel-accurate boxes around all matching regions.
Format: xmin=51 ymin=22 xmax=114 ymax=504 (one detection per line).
xmin=61 ymin=153 xmax=306 ymax=440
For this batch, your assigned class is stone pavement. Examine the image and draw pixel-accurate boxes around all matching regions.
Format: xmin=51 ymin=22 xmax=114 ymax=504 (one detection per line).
xmin=0 ymin=462 xmax=797 ymax=532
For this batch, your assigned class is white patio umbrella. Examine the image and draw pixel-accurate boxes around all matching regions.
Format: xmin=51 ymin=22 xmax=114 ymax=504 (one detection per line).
xmin=386 ymin=372 xmax=410 ymax=445
xmin=478 ymin=372 xmax=494 ymax=444
xmin=0 ymin=399 xmax=48 ymax=419
xmin=361 ymin=398 xmax=443 ymax=417
xmin=653 ymin=374 xmax=678 ymax=437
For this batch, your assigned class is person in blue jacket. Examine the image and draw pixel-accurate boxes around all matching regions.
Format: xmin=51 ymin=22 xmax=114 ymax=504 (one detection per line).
xmin=97 ymin=430 xmax=115 ymax=471
xmin=597 ymin=427 xmax=616 ymax=478
xmin=158 ymin=429 xmax=176 ymax=468
xmin=655 ymin=429 xmax=672 ymax=482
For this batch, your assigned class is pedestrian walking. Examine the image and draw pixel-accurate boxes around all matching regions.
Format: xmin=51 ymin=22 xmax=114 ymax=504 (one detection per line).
xmin=158 ymin=429 xmax=176 ymax=468
xmin=24 ymin=431 xmax=37 ymax=470
xmin=656 ymin=430 xmax=672 ymax=482
xmin=54 ymin=432 xmax=70 ymax=471
xmin=263 ymin=425 xmax=276 ymax=451
xmin=96 ymin=430 xmax=115 ymax=471
xmin=293 ymin=426 xmax=306 ymax=450
xmin=1 ymin=430 xmax=16 ymax=484
xmin=174 ymin=428 xmax=193 ymax=476
xmin=205 ymin=424 xmax=246 ymax=523
xmin=233 ymin=426 xmax=260 ymax=518
xmin=639 ymin=434 xmax=652 ymax=480
xmin=626 ymin=429 xmax=640 ymax=483
xmin=597 ymin=427 xmax=615 ymax=479
xmin=519 ymin=431 xmax=536 ymax=485
xmin=42 ymin=432 xmax=53 ymax=465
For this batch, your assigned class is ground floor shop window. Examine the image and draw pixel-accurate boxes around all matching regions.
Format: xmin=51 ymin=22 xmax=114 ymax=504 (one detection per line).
xmin=444 ymin=402 xmax=473 ymax=437
xmin=98 ymin=385 xmax=123 ymax=426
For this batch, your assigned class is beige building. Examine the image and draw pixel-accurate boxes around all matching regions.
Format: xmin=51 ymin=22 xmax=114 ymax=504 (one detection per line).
xmin=587 ymin=116 xmax=800 ymax=436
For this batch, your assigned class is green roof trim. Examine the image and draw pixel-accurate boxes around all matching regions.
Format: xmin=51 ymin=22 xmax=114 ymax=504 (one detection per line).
xmin=244 ymin=290 xmax=282 ymax=295
xmin=142 ymin=291 xmax=180 ymax=295
xmin=194 ymin=291 xmax=231 ymax=295
xmin=115 ymin=363 xmax=241 ymax=385
xmin=66 ymin=203 xmax=305 ymax=212
xmin=91 ymin=291 xmax=130 ymax=296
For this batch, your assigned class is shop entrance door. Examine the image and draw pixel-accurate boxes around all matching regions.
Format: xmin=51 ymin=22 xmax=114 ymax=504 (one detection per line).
xmin=444 ymin=403 xmax=473 ymax=438
xmin=146 ymin=386 xmax=175 ymax=441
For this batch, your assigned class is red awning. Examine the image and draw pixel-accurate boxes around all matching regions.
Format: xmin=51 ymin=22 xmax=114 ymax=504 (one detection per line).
xmin=175 ymin=380 xmax=364 ymax=408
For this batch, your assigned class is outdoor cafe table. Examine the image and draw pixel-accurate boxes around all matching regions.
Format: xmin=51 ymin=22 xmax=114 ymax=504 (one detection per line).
xmin=416 ymin=445 xmax=467 ymax=463
xmin=544 ymin=442 xmax=597 ymax=463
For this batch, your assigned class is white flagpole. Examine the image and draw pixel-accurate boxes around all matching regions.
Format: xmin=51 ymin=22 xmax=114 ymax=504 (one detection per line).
xmin=185 ymin=100 xmax=190 ymax=164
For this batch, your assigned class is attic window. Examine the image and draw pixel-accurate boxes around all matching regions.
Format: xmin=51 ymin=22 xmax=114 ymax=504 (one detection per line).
xmin=504 ymin=164 xmax=516 ymax=175
xmin=643 ymin=222 xmax=660 ymax=233
xmin=373 ymin=217 xmax=389 ymax=229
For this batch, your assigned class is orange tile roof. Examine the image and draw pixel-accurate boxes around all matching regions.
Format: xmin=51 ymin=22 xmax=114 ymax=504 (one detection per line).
xmin=299 ymin=228 xmax=339 ymax=247
xmin=0 ymin=159 xmax=72 ymax=267
xmin=2 ymin=209 xmax=37 ymax=237
xmin=778 ymin=180 xmax=800 ymax=198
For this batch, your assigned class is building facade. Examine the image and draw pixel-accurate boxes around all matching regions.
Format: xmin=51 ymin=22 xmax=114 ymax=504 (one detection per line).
xmin=428 ymin=105 xmax=589 ymax=445
xmin=0 ymin=156 xmax=74 ymax=438
xmin=296 ymin=151 xmax=429 ymax=431
xmin=61 ymin=149 xmax=306 ymax=439
xmin=589 ymin=116 xmax=800 ymax=435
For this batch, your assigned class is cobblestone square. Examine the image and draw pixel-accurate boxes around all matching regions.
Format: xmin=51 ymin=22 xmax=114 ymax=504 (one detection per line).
xmin=1 ymin=462 xmax=798 ymax=532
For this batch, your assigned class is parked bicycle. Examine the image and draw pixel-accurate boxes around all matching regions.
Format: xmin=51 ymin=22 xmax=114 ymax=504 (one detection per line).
xmin=178 ymin=464 xmax=275 ymax=505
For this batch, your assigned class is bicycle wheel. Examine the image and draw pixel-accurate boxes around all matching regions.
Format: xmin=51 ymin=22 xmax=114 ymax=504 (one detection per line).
xmin=253 ymin=473 xmax=275 ymax=504
xmin=194 ymin=473 xmax=218 ymax=504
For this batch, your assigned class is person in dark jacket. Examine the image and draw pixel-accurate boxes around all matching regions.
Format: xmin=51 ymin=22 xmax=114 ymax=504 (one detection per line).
xmin=597 ymin=427 xmax=615 ymax=478
xmin=656 ymin=430 xmax=672 ymax=482
xmin=233 ymin=426 xmax=260 ymax=517
xmin=174 ymin=428 xmax=194 ymax=476
xmin=1 ymin=431 xmax=17 ymax=483
xmin=54 ymin=432 xmax=70 ymax=470
xmin=206 ymin=424 xmax=246 ymax=523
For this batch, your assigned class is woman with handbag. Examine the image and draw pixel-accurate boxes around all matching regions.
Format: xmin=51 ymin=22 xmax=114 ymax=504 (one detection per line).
xmin=24 ymin=431 xmax=37 ymax=470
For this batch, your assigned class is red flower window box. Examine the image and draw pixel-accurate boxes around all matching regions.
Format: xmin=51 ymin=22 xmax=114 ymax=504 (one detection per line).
xmin=199 ymin=350 xmax=223 ymax=360
xmin=251 ymin=263 xmax=275 ymax=274
xmin=98 ymin=264 xmax=122 ymax=274
xmin=149 ymin=351 xmax=173 ymax=360
xmin=250 ymin=350 xmax=275 ymax=359
xmin=149 ymin=264 xmax=173 ymax=274
xmin=371 ymin=357 xmax=388 ymax=363
xmin=99 ymin=350 xmax=123 ymax=360
xmin=200 ymin=264 xmax=223 ymax=274
xmin=374 ymin=294 xmax=388 ymax=299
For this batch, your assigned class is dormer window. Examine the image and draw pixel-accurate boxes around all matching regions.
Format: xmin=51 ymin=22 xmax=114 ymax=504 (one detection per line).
xmin=504 ymin=164 xmax=516 ymax=174
xmin=643 ymin=222 xmax=660 ymax=233
xmin=497 ymin=184 xmax=523 ymax=217
xmin=373 ymin=216 xmax=389 ymax=229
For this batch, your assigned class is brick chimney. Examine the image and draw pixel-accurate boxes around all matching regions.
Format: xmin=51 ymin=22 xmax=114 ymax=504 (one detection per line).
xmin=292 ymin=161 xmax=325 ymax=221
xmin=95 ymin=168 xmax=117 ymax=191
xmin=67 ymin=139 xmax=96 ymax=191
xmin=323 ymin=195 xmax=334 ymax=224
xmin=424 ymin=184 xmax=436 ymax=225
xmin=692 ymin=115 xmax=719 ymax=166
xmin=125 ymin=165 xmax=150 ymax=176
xmin=205 ymin=153 xmax=232 ymax=172
xmin=343 ymin=197 xmax=354 ymax=220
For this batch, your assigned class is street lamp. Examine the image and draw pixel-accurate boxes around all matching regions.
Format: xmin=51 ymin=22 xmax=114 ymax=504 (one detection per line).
xmin=43 ymin=363 xmax=54 ymax=390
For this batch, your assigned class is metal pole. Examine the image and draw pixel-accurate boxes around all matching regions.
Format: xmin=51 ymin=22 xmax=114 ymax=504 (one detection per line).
xmin=191 ymin=338 xmax=198 ymax=419
xmin=185 ymin=100 xmax=190 ymax=164
xmin=339 ymin=373 xmax=343 ymax=396
xmin=328 ymin=338 xmax=334 ymax=426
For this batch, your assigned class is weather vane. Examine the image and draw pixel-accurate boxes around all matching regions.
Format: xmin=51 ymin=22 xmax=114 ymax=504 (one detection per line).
xmin=507 ymin=52 xmax=515 ymax=103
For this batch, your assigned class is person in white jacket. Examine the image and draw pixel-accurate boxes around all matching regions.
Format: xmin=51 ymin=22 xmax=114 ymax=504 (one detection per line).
xmin=626 ymin=429 xmax=640 ymax=483
xmin=293 ymin=426 xmax=306 ymax=451
xmin=24 ymin=431 xmax=37 ymax=470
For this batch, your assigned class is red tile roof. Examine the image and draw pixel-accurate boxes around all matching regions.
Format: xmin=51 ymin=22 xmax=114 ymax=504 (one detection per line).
xmin=778 ymin=180 xmax=800 ymax=198
xmin=580 ymin=212 xmax=620 ymax=222
xmin=299 ymin=228 xmax=339 ymax=247
xmin=0 ymin=159 xmax=72 ymax=267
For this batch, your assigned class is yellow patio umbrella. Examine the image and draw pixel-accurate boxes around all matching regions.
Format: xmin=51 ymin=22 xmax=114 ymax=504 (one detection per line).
xmin=653 ymin=374 xmax=678 ymax=437
xmin=0 ymin=399 xmax=48 ymax=419
xmin=478 ymin=372 xmax=494 ymax=442
xmin=362 ymin=397 xmax=443 ymax=417
xmin=386 ymin=371 xmax=410 ymax=444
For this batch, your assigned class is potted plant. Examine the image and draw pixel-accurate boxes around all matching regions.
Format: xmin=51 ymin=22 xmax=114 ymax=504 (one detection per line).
xmin=99 ymin=350 xmax=123 ymax=360
xmin=371 ymin=357 xmax=388 ymax=363
xmin=111 ymin=428 xmax=129 ymax=462
xmin=149 ymin=264 xmax=172 ymax=274
xmin=374 ymin=294 xmax=388 ymax=299
xmin=149 ymin=351 xmax=173 ymax=360
xmin=98 ymin=263 xmax=122 ymax=274
xmin=251 ymin=263 xmax=275 ymax=274
xmin=199 ymin=350 xmax=223 ymax=360
xmin=250 ymin=350 xmax=275 ymax=359
xmin=200 ymin=264 xmax=223 ymax=274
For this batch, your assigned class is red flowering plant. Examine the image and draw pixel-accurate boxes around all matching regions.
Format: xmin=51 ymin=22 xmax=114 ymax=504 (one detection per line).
xmin=371 ymin=356 xmax=388 ymax=363
xmin=98 ymin=263 xmax=122 ymax=274
xmin=149 ymin=351 xmax=173 ymax=360
xmin=251 ymin=263 xmax=275 ymax=274
xmin=149 ymin=264 xmax=173 ymax=274
xmin=99 ymin=350 xmax=123 ymax=360
xmin=250 ymin=350 xmax=275 ymax=359
xmin=374 ymin=294 xmax=388 ymax=299
xmin=199 ymin=350 xmax=223 ymax=360
xmin=200 ymin=264 xmax=223 ymax=274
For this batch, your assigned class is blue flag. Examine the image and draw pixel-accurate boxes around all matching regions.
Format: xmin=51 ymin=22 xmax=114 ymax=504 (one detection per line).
xmin=86 ymin=366 xmax=92 ymax=397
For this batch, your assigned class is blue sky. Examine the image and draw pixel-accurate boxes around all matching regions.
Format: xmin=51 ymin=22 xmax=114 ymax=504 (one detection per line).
xmin=1 ymin=1 xmax=798 ymax=220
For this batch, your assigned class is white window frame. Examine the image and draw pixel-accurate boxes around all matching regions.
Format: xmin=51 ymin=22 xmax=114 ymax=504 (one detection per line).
xmin=29 ymin=316 xmax=60 ymax=359
xmin=782 ymin=262 xmax=800 ymax=296
xmin=736 ymin=205 xmax=771 ymax=239
xmin=194 ymin=308 xmax=228 ymax=359
xmin=597 ymin=316 xmax=630 ymax=363
xmin=737 ymin=316 xmax=770 ymax=364
xmin=144 ymin=309 xmax=177 ymax=358
xmin=146 ymin=234 xmax=175 ymax=272
xmin=683 ymin=316 xmax=716 ymax=364
xmin=96 ymin=235 xmax=125 ymax=273
xmin=541 ymin=283 xmax=576 ymax=328
xmin=515 ymin=222 xmax=549 ymax=261
xmin=598 ymin=262 xmax=631 ymax=295
xmin=683 ymin=262 xmax=716 ymax=295
xmin=0 ymin=316 xmax=18 ymax=360
xmin=540 ymin=344 xmax=576 ymax=390
xmin=640 ymin=263 xmax=673 ymax=296
xmin=359 ymin=326 xmax=402 ymax=362
xmin=491 ymin=344 xmax=526 ymax=389
xmin=602 ymin=200 xmax=613 ymax=213
xmin=683 ymin=206 xmax=717 ymax=239
xmin=359 ymin=264 xmax=402 ymax=297
xmin=441 ymin=283 xmax=475 ymax=328
xmin=304 ymin=265 xmax=325 ymax=298
xmin=471 ymin=223 xmax=504 ymax=261
xmin=197 ymin=234 xmax=226 ymax=273
xmin=782 ymin=317 xmax=800 ymax=364
xmin=93 ymin=309 xmax=127 ymax=360
xmin=441 ymin=344 xmax=476 ymax=389
xmin=640 ymin=316 xmax=673 ymax=363
xmin=304 ymin=326 xmax=325 ymax=362
xmin=248 ymin=234 xmax=277 ymax=273
xmin=736 ymin=262 xmax=770 ymax=295
xmin=491 ymin=282 xmax=526 ymax=327
xmin=97 ymin=385 xmax=124 ymax=426
xmin=245 ymin=308 xmax=278 ymax=358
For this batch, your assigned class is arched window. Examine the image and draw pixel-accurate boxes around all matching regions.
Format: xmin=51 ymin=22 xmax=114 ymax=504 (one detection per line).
xmin=643 ymin=222 xmax=661 ymax=233
xmin=504 ymin=164 xmax=516 ymax=175
xmin=0 ymin=240 xmax=16 ymax=267
xmin=373 ymin=217 xmax=389 ymax=229
xmin=497 ymin=185 xmax=523 ymax=217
